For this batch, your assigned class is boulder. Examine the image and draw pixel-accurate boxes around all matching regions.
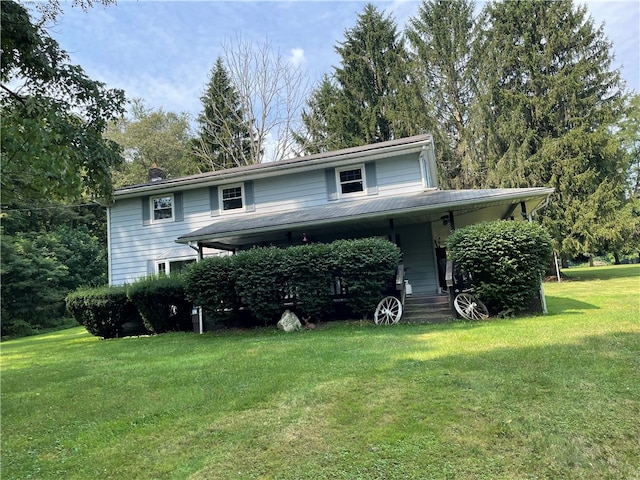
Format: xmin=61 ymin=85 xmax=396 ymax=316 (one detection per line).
xmin=277 ymin=309 xmax=302 ymax=332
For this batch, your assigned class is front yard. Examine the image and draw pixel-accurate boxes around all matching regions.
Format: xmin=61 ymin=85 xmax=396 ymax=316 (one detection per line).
xmin=1 ymin=265 xmax=638 ymax=479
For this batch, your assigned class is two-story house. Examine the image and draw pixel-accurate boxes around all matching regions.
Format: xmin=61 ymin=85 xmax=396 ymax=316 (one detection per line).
xmin=108 ymin=134 xmax=553 ymax=302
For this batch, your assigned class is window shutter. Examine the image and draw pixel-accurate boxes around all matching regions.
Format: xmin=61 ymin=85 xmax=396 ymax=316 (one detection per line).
xmin=174 ymin=192 xmax=184 ymax=222
xmin=147 ymin=259 xmax=155 ymax=275
xmin=325 ymin=168 xmax=338 ymax=201
xmin=365 ymin=162 xmax=378 ymax=195
xmin=142 ymin=196 xmax=150 ymax=226
xmin=209 ymin=186 xmax=219 ymax=216
xmin=244 ymin=181 xmax=255 ymax=212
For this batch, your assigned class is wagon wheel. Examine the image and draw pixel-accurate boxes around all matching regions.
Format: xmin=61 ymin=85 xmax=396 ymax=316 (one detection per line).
xmin=454 ymin=293 xmax=489 ymax=320
xmin=374 ymin=296 xmax=403 ymax=325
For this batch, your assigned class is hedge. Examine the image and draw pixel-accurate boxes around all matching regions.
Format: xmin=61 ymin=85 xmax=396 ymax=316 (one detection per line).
xmin=66 ymin=286 xmax=134 ymax=339
xmin=330 ymin=238 xmax=402 ymax=319
xmin=127 ymin=275 xmax=193 ymax=334
xmin=183 ymin=238 xmax=402 ymax=324
xmin=446 ymin=220 xmax=553 ymax=315
xmin=183 ymin=254 xmax=239 ymax=326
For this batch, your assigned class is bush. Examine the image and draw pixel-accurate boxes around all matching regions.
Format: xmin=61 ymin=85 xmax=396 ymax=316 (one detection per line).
xmin=282 ymin=243 xmax=334 ymax=322
xmin=127 ymin=275 xmax=193 ymax=334
xmin=446 ymin=221 xmax=553 ymax=315
xmin=183 ymin=255 xmax=239 ymax=326
xmin=234 ymin=247 xmax=288 ymax=326
xmin=66 ymin=286 xmax=134 ymax=339
xmin=181 ymin=238 xmax=402 ymax=325
xmin=331 ymin=238 xmax=402 ymax=319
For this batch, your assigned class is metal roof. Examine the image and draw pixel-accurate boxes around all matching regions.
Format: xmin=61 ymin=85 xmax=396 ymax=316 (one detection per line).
xmin=177 ymin=187 xmax=554 ymax=248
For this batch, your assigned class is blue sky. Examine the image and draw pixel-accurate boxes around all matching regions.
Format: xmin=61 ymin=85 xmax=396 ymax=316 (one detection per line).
xmin=49 ymin=0 xmax=639 ymax=120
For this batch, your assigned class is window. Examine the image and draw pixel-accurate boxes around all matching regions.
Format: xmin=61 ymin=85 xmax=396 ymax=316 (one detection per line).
xmin=220 ymin=184 xmax=244 ymax=212
xmin=152 ymin=194 xmax=173 ymax=221
xmin=336 ymin=165 xmax=366 ymax=196
xmin=156 ymin=259 xmax=195 ymax=276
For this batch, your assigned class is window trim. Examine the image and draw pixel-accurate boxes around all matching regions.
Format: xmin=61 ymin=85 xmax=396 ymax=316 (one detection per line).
xmin=155 ymin=257 xmax=196 ymax=276
xmin=335 ymin=164 xmax=367 ymax=198
xmin=219 ymin=183 xmax=246 ymax=214
xmin=150 ymin=193 xmax=174 ymax=223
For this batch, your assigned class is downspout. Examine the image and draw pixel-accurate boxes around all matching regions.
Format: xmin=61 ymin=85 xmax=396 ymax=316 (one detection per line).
xmin=107 ymin=204 xmax=113 ymax=286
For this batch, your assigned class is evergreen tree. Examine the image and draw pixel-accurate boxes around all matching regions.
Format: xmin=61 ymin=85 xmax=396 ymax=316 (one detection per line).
xmin=298 ymin=3 xmax=422 ymax=152
xmin=476 ymin=0 xmax=627 ymax=263
xmin=193 ymin=57 xmax=255 ymax=170
xmin=293 ymin=74 xmax=341 ymax=155
xmin=406 ymin=0 xmax=479 ymax=188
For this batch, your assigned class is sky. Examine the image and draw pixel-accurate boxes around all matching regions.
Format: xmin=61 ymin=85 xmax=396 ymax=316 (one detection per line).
xmin=47 ymin=0 xmax=640 ymax=121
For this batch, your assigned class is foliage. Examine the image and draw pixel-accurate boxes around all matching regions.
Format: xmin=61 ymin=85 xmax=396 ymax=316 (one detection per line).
xmin=617 ymin=93 xmax=640 ymax=198
xmin=282 ymin=243 xmax=335 ymax=322
xmin=65 ymin=286 xmax=133 ymax=338
xmin=182 ymin=255 xmax=239 ymax=326
xmin=446 ymin=220 xmax=553 ymax=314
xmin=0 ymin=223 xmax=107 ymax=336
xmin=406 ymin=0 xmax=479 ymax=188
xmin=233 ymin=247 xmax=288 ymax=325
xmin=105 ymin=99 xmax=198 ymax=187
xmin=182 ymin=238 xmax=400 ymax=324
xmin=192 ymin=57 xmax=256 ymax=171
xmin=473 ymin=0 xmax=626 ymax=262
xmin=127 ymin=275 xmax=193 ymax=334
xmin=331 ymin=237 xmax=401 ymax=319
xmin=298 ymin=3 xmax=422 ymax=153
xmin=1 ymin=0 xmax=126 ymax=206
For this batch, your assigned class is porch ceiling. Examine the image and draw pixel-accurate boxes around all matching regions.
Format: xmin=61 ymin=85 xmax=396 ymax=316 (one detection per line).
xmin=176 ymin=187 xmax=554 ymax=250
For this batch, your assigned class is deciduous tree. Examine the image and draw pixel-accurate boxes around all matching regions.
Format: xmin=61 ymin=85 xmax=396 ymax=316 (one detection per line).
xmin=105 ymin=99 xmax=198 ymax=187
xmin=1 ymin=0 xmax=125 ymax=206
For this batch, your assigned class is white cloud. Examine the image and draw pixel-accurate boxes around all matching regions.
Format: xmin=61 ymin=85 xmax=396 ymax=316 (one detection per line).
xmin=289 ymin=48 xmax=307 ymax=66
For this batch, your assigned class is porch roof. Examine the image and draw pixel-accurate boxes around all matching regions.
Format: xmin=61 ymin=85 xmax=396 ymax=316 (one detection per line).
xmin=176 ymin=187 xmax=554 ymax=250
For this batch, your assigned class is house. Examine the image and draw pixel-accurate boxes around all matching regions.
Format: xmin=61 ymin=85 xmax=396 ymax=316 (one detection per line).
xmin=108 ymin=134 xmax=553 ymax=316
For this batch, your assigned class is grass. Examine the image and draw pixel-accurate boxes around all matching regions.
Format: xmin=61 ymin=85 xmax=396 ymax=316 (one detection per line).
xmin=1 ymin=264 xmax=639 ymax=479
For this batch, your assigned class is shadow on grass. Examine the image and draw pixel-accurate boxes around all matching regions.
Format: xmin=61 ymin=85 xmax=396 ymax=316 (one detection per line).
xmin=560 ymin=264 xmax=640 ymax=282
xmin=544 ymin=296 xmax=599 ymax=315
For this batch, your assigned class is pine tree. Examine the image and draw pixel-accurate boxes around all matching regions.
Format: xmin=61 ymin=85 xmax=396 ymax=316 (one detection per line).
xmin=476 ymin=0 xmax=627 ymax=263
xmin=294 ymin=74 xmax=341 ymax=155
xmin=406 ymin=0 xmax=479 ymax=188
xmin=193 ymin=57 xmax=255 ymax=171
xmin=298 ymin=3 xmax=423 ymax=152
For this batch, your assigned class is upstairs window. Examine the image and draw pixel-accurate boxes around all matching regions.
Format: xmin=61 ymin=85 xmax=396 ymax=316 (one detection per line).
xmin=152 ymin=194 xmax=173 ymax=221
xmin=336 ymin=165 xmax=366 ymax=196
xmin=221 ymin=184 xmax=244 ymax=212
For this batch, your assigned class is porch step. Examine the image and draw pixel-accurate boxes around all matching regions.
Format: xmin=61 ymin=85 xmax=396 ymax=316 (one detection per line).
xmin=402 ymin=293 xmax=454 ymax=324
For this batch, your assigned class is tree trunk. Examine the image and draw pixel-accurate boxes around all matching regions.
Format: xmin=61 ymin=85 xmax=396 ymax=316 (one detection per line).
xmin=614 ymin=252 xmax=620 ymax=265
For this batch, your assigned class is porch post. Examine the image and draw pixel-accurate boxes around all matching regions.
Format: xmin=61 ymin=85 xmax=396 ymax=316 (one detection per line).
xmin=448 ymin=211 xmax=455 ymax=231
xmin=389 ymin=219 xmax=397 ymax=245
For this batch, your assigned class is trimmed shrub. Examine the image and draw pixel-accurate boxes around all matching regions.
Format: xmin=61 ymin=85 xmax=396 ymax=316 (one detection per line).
xmin=234 ymin=247 xmax=288 ymax=325
xmin=183 ymin=255 xmax=239 ymax=326
xmin=331 ymin=238 xmax=402 ymax=319
xmin=66 ymin=286 xmax=133 ymax=339
xmin=446 ymin=221 xmax=553 ymax=315
xmin=282 ymin=243 xmax=334 ymax=322
xmin=127 ymin=275 xmax=193 ymax=334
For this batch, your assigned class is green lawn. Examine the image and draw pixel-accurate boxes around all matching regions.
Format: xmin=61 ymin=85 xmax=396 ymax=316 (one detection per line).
xmin=2 ymin=265 xmax=639 ymax=479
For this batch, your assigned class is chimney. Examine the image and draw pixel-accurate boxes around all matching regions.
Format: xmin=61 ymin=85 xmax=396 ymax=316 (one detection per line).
xmin=148 ymin=163 xmax=166 ymax=183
